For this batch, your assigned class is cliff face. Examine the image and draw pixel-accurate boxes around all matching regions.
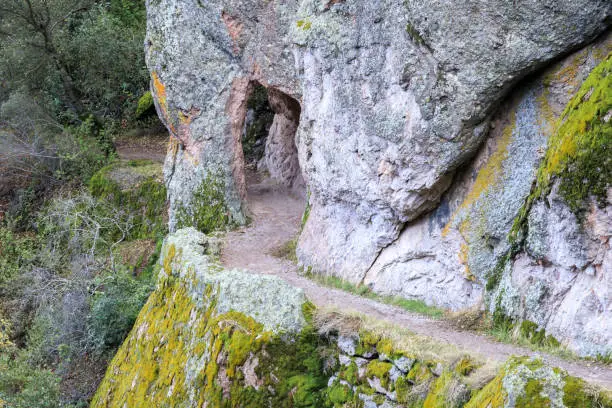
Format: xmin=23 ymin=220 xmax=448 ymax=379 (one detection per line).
xmin=145 ymin=0 xmax=611 ymax=356
xmin=92 ymin=231 xmax=610 ymax=407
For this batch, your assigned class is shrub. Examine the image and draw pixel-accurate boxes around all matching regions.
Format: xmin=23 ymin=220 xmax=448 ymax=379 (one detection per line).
xmin=87 ymin=268 xmax=155 ymax=355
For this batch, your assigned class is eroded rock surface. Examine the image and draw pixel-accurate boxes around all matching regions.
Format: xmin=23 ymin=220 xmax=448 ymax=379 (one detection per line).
xmin=146 ymin=0 xmax=611 ymax=355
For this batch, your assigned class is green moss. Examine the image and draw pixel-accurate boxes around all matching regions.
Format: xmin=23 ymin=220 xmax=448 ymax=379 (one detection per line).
xmin=301 ymin=301 xmax=316 ymax=325
xmin=135 ymin=91 xmax=154 ymax=118
xmin=407 ymin=362 xmax=434 ymax=385
xmin=510 ymin=54 xmax=612 ymax=243
xmin=423 ymin=371 xmax=461 ymax=408
xmin=92 ymin=269 xmax=334 ymax=408
xmin=365 ymin=360 xmax=393 ymax=388
xmin=485 ymin=252 xmax=511 ymax=291
xmin=88 ymin=160 xmax=167 ymax=240
xmin=536 ymin=54 xmax=611 ymax=214
xmin=563 ymin=377 xmax=594 ymax=408
xmin=296 ymin=19 xmax=312 ymax=30
xmin=515 ymin=379 xmax=550 ymax=407
xmin=175 ymin=172 xmax=233 ymax=234
xmin=395 ymin=376 xmax=411 ymax=404
xmin=339 ymin=361 xmax=359 ymax=384
xmin=465 ymin=372 xmax=505 ymax=408
xmin=326 ymin=381 xmax=354 ymax=406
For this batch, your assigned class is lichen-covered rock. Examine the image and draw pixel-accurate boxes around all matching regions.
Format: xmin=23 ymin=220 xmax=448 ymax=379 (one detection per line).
xmin=466 ymin=357 xmax=612 ymax=408
xmin=488 ymin=50 xmax=612 ymax=357
xmin=91 ymin=228 xmax=316 ymax=406
xmin=88 ymin=160 xmax=168 ymax=240
xmin=92 ymin=229 xmax=610 ymax=406
xmin=363 ymin=38 xmax=612 ymax=356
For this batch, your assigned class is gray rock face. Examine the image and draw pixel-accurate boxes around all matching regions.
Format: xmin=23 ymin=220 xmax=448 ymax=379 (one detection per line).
xmin=365 ymin=38 xmax=612 ymax=356
xmin=146 ymin=0 xmax=611 ymax=355
xmin=162 ymin=227 xmax=308 ymax=332
xmin=494 ymin=188 xmax=612 ymax=357
xmin=264 ymin=89 xmax=304 ymax=188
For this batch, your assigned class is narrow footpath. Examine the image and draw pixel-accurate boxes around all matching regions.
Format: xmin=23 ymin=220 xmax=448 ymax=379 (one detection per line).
xmin=220 ymin=174 xmax=612 ymax=389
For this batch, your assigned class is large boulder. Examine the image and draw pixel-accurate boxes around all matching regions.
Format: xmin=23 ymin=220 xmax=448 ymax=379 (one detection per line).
xmin=145 ymin=0 xmax=611 ymax=355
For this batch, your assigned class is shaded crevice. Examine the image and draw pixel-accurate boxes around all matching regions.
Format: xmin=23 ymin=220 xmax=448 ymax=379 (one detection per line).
xmin=239 ymin=81 xmax=303 ymax=192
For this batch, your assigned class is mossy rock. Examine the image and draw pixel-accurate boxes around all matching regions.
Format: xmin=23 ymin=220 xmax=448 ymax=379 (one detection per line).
xmin=88 ymin=160 xmax=167 ymax=240
xmin=135 ymin=91 xmax=155 ymax=118
xmin=175 ymin=172 xmax=234 ymax=234
xmin=92 ymin=231 xmax=611 ymax=408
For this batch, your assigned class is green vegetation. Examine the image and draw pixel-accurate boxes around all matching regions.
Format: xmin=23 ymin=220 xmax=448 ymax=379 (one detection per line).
xmin=304 ymin=271 xmax=445 ymax=319
xmin=536 ymin=54 xmax=611 ymax=214
xmin=486 ymin=297 xmax=571 ymax=361
xmin=0 ymin=161 xmax=167 ymax=406
xmin=91 ymin=270 xmax=334 ymax=407
xmin=0 ymin=0 xmax=160 ymax=228
xmin=510 ymin=54 xmax=612 ymax=244
xmin=176 ymin=172 xmax=233 ymax=233
xmin=135 ymin=91 xmax=155 ymax=118
xmin=88 ymin=160 xmax=167 ymax=240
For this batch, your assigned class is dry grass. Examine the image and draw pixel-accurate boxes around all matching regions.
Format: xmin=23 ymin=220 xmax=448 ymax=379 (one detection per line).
xmin=446 ymin=304 xmax=488 ymax=332
xmin=269 ymin=238 xmax=298 ymax=263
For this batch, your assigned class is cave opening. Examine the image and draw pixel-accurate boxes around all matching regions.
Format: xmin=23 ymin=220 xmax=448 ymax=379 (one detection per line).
xmin=239 ymin=82 xmax=304 ymax=197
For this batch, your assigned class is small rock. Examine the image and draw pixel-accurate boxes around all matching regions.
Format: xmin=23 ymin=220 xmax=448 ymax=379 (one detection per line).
xmin=327 ymin=375 xmax=338 ymax=387
xmin=337 ymin=335 xmax=357 ymax=355
xmin=339 ymin=354 xmax=352 ymax=366
xmin=432 ymin=362 xmax=444 ymax=376
xmin=389 ymin=365 xmax=402 ymax=383
xmin=393 ymin=356 xmax=415 ymax=373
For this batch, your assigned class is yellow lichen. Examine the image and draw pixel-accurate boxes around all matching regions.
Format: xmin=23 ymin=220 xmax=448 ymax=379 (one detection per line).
xmin=458 ymin=243 xmax=476 ymax=282
xmin=464 ymin=371 xmax=505 ymax=408
xmin=163 ymin=244 xmax=176 ymax=274
xmin=442 ymin=113 xmax=515 ymax=237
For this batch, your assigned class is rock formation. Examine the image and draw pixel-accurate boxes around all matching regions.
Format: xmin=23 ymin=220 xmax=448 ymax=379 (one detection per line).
xmin=145 ymin=0 xmax=611 ymax=356
xmin=92 ymin=230 xmax=611 ymax=407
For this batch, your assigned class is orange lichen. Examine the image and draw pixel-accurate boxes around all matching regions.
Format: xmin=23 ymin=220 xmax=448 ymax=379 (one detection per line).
xmin=151 ymin=71 xmax=167 ymax=112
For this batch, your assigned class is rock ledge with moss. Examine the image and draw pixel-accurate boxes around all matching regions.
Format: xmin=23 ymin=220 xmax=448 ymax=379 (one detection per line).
xmin=91 ymin=229 xmax=611 ymax=407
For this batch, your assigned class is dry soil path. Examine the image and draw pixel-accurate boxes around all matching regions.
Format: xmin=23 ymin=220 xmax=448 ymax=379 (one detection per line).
xmin=221 ymin=176 xmax=612 ymax=389
xmin=115 ymin=132 xmax=167 ymax=162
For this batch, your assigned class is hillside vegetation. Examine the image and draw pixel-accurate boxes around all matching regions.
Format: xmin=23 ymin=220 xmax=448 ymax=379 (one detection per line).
xmin=0 ymin=1 xmax=168 ymax=406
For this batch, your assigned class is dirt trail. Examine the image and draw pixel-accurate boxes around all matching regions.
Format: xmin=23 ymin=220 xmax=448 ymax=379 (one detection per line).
xmin=114 ymin=132 xmax=167 ymax=162
xmin=221 ymin=174 xmax=612 ymax=389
